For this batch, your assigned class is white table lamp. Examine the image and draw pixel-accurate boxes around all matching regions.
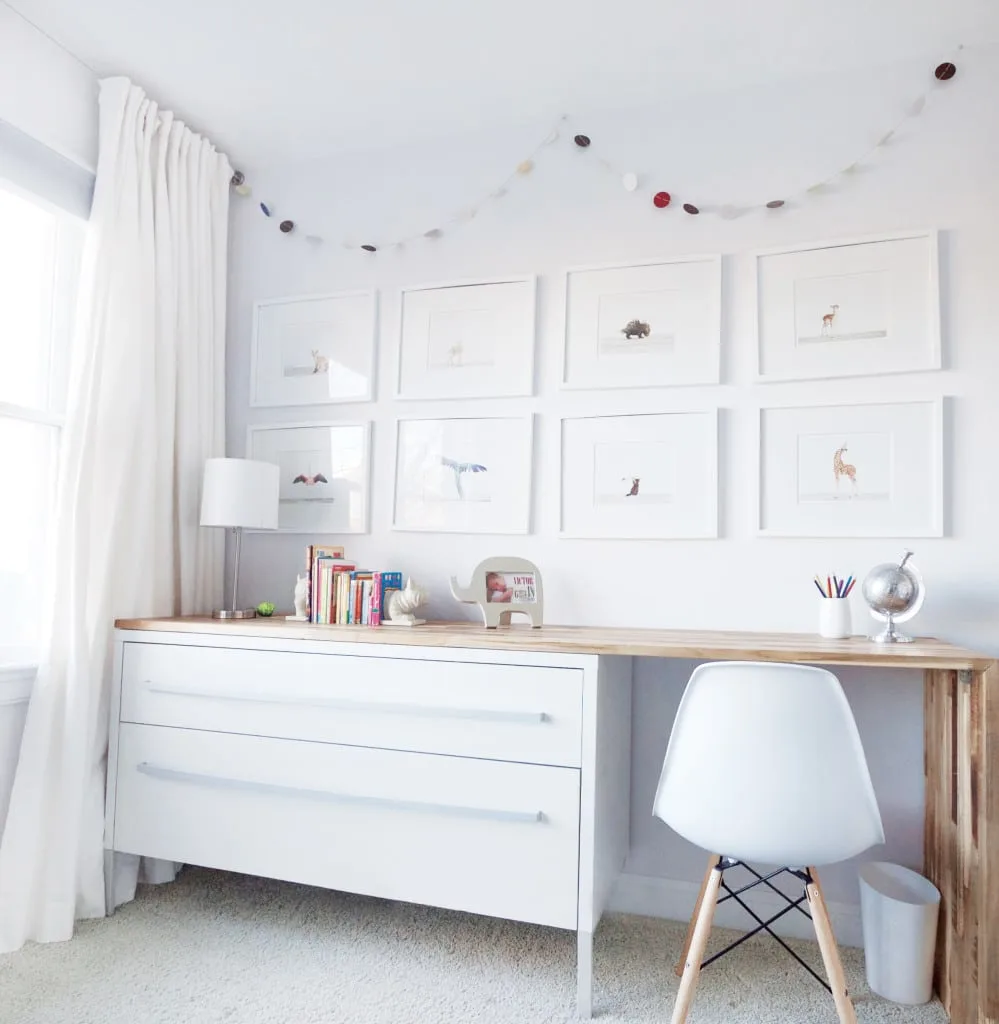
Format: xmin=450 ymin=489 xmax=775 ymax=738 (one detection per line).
xmin=200 ymin=457 xmax=280 ymax=618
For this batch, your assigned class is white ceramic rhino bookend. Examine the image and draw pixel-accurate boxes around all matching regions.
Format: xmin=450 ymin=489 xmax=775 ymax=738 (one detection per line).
xmin=449 ymin=556 xmax=543 ymax=629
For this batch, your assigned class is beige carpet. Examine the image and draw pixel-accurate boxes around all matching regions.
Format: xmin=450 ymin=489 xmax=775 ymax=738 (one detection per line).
xmin=0 ymin=867 xmax=945 ymax=1024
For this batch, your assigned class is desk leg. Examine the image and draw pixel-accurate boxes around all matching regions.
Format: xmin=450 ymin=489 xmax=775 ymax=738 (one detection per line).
xmin=924 ymin=665 xmax=998 ymax=1024
xmin=576 ymin=928 xmax=593 ymax=1019
xmin=103 ymin=850 xmax=115 ymax=917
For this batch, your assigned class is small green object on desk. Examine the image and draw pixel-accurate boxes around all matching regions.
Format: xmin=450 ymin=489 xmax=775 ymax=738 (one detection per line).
xmin=256 ymin=602 xmax=275 ymax=617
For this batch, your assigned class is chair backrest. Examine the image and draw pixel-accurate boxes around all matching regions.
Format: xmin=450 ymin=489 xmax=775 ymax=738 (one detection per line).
xmin=653 ymin=661 xmax=884 ymax=866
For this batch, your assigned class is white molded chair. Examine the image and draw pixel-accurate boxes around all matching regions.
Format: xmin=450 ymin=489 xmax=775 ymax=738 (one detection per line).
xmin=653 ymin=661 xmax=885 ymax=1024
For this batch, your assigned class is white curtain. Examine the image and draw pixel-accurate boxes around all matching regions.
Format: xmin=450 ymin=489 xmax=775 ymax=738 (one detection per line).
xmin=0 ymin=78 xmax=230 ymax=952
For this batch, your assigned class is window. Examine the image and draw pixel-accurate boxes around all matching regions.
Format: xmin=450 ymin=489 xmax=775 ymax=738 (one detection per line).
xmin=0 ymin=182 xmax=83 ymax=664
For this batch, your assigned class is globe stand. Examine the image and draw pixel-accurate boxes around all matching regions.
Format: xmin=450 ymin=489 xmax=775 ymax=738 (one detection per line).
xmin=870 ymin=613 xmax=915 ymax=644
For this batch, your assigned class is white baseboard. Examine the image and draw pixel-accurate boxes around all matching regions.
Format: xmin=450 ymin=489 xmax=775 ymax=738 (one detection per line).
xmin=608 ymin=871 xmax=863 ymax=949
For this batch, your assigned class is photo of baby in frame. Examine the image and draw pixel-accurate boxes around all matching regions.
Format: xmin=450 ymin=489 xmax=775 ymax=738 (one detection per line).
xmin=485 ymin=571 xmax=538 ymax=604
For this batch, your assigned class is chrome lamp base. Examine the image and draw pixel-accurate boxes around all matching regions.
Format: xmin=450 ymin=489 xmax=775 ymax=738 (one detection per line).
xmin=213 ymin=608 xmax=257 ymax=620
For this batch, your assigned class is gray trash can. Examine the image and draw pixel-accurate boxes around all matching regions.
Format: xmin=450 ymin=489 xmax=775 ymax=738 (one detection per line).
xmin=859 ymin=862 xmax=940 ymax=1005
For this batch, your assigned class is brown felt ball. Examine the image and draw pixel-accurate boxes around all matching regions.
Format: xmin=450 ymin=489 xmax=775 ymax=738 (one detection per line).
xmin=279 ymin=220 xmax=294 ymax=233
xmin=766 ymin=199 xmax=785 ymax=209
xmin=230 ymin=170 xmax=245 ymax=187
xmin=361 ymin=244 xmax=377 ymax=252
xmin=573 ymin=134 xmax=591 ymax=147
xmin=934 ymin=62 xmax=957 ymax=81
xmin=682 ymin=203 xmax=700 ymax=215
xmin=653 ymin=191 xmax=671 ymax=209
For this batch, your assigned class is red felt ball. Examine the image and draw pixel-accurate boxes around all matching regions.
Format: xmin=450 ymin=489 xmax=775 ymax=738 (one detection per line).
xmin=934 ymin=62 xmax=957 ymax=81
xmin=653 ymin=191 xmax=671 ymax=209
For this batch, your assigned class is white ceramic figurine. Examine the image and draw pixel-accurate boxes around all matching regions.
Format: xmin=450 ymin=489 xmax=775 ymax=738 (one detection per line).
xmin=383 ymin=578 xmax=427 ymax=627
xmin=285 ymin=573 xmax=309 ymax=621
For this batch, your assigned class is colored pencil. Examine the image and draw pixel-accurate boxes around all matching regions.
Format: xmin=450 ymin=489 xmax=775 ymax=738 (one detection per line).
xmin=813 ymin=578 xmax=827 ymax=597
xmin=827 ymin=576 xmax=832 ymax=599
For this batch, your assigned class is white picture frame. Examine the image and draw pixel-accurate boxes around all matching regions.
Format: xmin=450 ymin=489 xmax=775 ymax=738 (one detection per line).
xmin=392 ymin=415 xmax=534 ymax=534
xmin=756 ymin=399 xmax=943 ymax=538
xmin=562 ymin=255 xmax=721 ymax=390
xmin=250 ymin=291 xmax=377 ymax=407
xmin=396 ymin=276 xmax=536 ymax=399
xmin=560 ymin=412 xmax=718 ymax=539
xmin=246 ymin=421 xmax=371 ymax=534
xmin=755 ymin=231 xmax=941 ymax=381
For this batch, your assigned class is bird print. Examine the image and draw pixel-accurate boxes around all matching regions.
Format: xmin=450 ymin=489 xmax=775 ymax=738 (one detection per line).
xmin=292 ymin=472 xmax=329 ymax=486
xmin=441 ymin=456 xmax=487 ymax=499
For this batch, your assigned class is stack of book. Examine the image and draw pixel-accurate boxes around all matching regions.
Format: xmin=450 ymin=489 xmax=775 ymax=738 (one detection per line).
xmin=304 ymin=545 xmax=402 ymax=627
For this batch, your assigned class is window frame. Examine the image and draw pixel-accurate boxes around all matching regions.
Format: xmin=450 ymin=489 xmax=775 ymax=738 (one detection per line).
xmin=0 ymin=178 xmax=83 ymax=667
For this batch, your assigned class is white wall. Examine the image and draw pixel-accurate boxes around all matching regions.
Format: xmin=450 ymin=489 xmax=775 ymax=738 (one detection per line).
xmin=0 ymin=5 xmax=97 ymax=171
xmin=227 ymin=54 xmax=999 ymax=922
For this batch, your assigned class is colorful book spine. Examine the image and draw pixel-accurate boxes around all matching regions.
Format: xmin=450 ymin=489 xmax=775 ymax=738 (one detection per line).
xmin=305 ymin=545 xmax=314 ymax=622
xmin=379 ymin=572 xmax=403 ymax=621
xmin=370 ymin=572 xmax=382 ymax=627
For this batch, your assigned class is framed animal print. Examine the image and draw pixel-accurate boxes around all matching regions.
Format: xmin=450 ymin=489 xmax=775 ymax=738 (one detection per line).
xmin=560 ymin=412 xmax=718 ymax=538
xmin=246 ymin=422 xmax=370 ymax=534
xmin=250 ymin=291 xmax=377 ymax=407
xmin=396 ymin=276 xmax=536 ymax=399
xmin=392 ymin=415 xmax=533 ymax=533
xmin=755 ymin=232 xmax=940 ymax=381
xmin=756 ymin=400 xmax=943 ymax=537
xmin=561 ymin=256 xmax=721 ymax=390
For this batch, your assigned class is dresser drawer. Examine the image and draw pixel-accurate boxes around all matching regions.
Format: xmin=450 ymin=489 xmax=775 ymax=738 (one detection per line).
xmin=119 ymin=642 xmax=582 ymax=767
xmin=111 ymin=723 xmax=580 ymax=929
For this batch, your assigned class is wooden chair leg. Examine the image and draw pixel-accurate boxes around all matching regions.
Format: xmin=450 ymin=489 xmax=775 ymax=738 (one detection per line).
xmin=806 ymin=867 xmax=857 ymax=1024
xmin=675 ymin=854 xmax=721 ymax=977
xmin=670 ymin=859 xmax=722 ymax=1024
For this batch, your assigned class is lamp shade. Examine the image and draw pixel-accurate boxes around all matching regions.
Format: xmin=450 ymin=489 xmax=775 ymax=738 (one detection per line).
xmin=200 ymin=458 xmax=280 ymax=530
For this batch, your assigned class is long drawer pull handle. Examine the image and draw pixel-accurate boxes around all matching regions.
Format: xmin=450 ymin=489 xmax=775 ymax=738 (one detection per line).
xmin=136 ymin=762 xmax=545 ymax=824
xmin=143 ymin=682 xmax=548 ymax=724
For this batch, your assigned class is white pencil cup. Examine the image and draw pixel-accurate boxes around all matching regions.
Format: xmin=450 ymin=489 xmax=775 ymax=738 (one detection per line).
xmin=819 ymin=597 xmax=852 ymax=639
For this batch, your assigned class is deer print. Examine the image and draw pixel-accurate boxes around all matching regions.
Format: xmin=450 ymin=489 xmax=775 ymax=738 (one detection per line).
xmin=833 ymin=445 xmax=857 ymax=495
xmin=311 ymin=349 xmax=330 ymax=374
xmin=624 ymin=477 xmax=640 ymax=497
xmin=821 ymin=304 xmax=840 ymax=337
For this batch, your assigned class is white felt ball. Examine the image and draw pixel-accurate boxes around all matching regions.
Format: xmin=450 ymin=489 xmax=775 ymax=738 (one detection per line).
xmin=622 ymin=172 xmax=638 ymax=192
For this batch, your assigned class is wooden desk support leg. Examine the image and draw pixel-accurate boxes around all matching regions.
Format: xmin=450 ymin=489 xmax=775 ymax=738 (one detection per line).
xmin=924 ymin=665 xmax=998 ymax=1024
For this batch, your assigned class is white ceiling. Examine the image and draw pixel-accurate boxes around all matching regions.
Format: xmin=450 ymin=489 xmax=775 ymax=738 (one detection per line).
xmin=9 ymin=0 xmax=998 ymax=165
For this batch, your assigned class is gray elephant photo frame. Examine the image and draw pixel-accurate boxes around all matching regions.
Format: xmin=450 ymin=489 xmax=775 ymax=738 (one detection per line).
xmin=450 ymin=556 xmax=544 ymax=628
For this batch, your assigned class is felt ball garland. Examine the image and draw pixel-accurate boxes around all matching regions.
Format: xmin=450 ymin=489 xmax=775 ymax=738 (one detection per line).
xmin=232 ymin=52 xmax=962 ymax=251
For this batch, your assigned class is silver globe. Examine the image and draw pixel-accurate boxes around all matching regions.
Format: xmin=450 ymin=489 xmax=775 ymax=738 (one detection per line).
xmin=862 ymin=551 xmax=925 ymax=643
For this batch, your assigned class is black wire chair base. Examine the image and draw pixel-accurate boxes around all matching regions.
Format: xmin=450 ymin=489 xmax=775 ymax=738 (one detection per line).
xmin=699 ymin=859 xmax=831 ymax=993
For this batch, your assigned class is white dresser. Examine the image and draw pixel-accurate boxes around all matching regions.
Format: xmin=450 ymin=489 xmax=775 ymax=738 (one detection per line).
xmin=105 ymin=624 xmax=633 ymax=1017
